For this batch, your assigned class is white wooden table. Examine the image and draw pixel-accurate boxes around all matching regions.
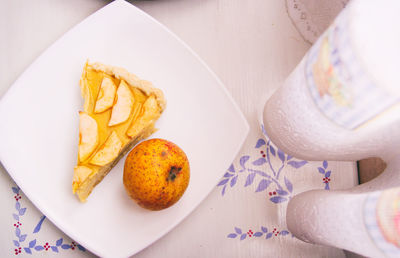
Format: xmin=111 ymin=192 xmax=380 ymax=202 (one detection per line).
xmin=0 ymin=0 xmax=358 ymax=257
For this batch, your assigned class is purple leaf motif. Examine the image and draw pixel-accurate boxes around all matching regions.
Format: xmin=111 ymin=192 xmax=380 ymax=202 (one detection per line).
xmin=254 ymin=232 xmax=263 ymax=237
xmin=77 ymin=245 xmax=86 ymax=251
xmin=19 ymin=208 xmax=26 ymax=216
xmin=230 ymin=175 xmax=238 ymax=187
xmin=261 ymin=226 xmax=268 ymax=233
xmin=252 ymin=169 xmax=269 ymax=177
xmin=256 ymin=179 xmax=271 ymax=192
xmin=222 ymin=185 xmax=227 ymax=196
xmin=252 ymin=158 xmax=266 ymax=166
xmin=270 ymin=196 xmax=288 ymax=203
xmin=15 ymin=202 xmax=21 ymax=211
xmin=287 ymin=155 xmax=293 ymax=160
xmin=56 ymin=238 xmax=62 ymax=246
xmin=51 ymin=246 xmax=59 ymax=252
xmin=24 ymin=248 xmax=32 ymax=254
xmin=15 ymin=227 xmax=21 ymax=237
xmin=280 ymin=230 xmax=290 ymax=236
xmin=223 ymin=172 xmax=234 ymax=178
xmin=240 ymin=234 xmax=247 ymax=240
xmin=325 ymin=183 xmax=330 ymax=190
xmin=239 ymin=156 xmax=250 ymax=168
xmin=61 ymin=244 xmax=71 ymax=250
xmin=325 ymin=171 xmax=331 ymax=177
xmin=287 ymin=160 xmax=308 ymax=169
xmin=13 ymin=213 xmax=19 ymax=220
xmin=217 ymin=179 xmax=229 ymax=186
xmin=323 ymin=160 xmax=328 ymax=169
xmin=19 ymin=234 xmax=27 ymax=242
xmin=244 ymin=173 xmax=256 ymax=187
xmin=235 ymin=227 xmax=242 ymax=234
xmin=29 ymin=239 xmax=36 ymax=248
xmin=228 ymin=164 xmax=235 ymax=173
xmin=277 ymin=149 xmax=285 ymax=162
xmin=35 ymin=246 xmax=44 ymax=251
xmin=227 ymin=233 xmax=237 ymax=238
xmin=33 ymin=215 xmax=46 ymax=234
xmin=13 ymin=240 xmax=19 ymax=247
xmin=284 ymin=177 xmax=293 ymax=193
xmin=318 ymin=167 xmax=325 ymax=174
xmin=266 ymin=232 xmax=273 ymax=239
xmin=255 ymin=138 xmax=266 ymax=148
xmin=270 ymin=145 xmax=276 ymax=156
xmin=12 ymin=187 xmax=19 ymax=194
xmin=276 ymin=189 xmax=288 ymax=196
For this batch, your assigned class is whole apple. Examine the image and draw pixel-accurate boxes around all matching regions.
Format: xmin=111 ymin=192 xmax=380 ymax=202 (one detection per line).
xmin=123 ymin=138 xmax=190 ymax=210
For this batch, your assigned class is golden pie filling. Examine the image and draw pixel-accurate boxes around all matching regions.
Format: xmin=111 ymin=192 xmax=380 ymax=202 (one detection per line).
xmin=73 ymin=62 xmax=166 ymax=202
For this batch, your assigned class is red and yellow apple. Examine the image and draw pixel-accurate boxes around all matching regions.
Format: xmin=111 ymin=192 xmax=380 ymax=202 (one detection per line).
xmin=123 ymin=138 xmax=190 ymax=210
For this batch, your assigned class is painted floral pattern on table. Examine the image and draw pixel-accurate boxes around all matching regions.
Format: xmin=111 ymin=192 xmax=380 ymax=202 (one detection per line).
xmin=221 ymin=126 xmax=333 ymax=240
xmin=218 ymin=131 xmax=332 ymax=203
xmin=227 ymin=226 xmax=290 ymax=241
xmin=10 ymin=186 xmax=85 ymax=255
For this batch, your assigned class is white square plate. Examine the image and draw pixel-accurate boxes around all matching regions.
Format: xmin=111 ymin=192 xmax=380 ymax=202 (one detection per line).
xmin=0 ymin=1 xmax=249 ymax=257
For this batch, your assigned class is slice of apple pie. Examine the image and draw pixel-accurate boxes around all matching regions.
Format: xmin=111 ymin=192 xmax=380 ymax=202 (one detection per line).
xmin=73 ymin=61 xmax=166 ymax=202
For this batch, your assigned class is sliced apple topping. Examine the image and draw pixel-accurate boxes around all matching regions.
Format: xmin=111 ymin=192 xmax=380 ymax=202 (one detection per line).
xmin=126 ymin=95 xmax=160 ymax=138
xmin=78 ymin=112 xmax=99 ymax=162
xmin=73 ymin=166 xmax=93 ymax=193
xmin=108 ymin=80 xmax=134 ymax=126
xmin=94 ymin=77 xmax=117 ymax=113
xmin=90 ymin=131 xmax=122 ymax=166
xmin=79 ymin=64 xmax=93 ymax=113
xmin=131 ymin=103 xmax=143 ymax=124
